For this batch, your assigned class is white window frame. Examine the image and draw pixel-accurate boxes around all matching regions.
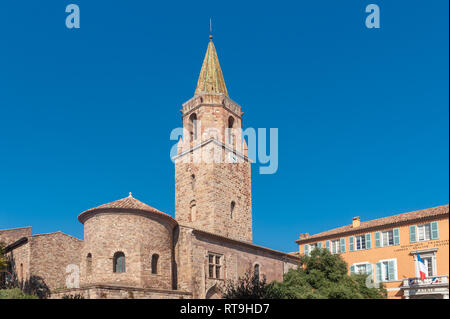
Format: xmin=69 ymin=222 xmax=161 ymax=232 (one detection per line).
xmin=355 ymin=235 xmax=366 ymax=250
xmin=378 ymin=258 xmax=398 ymax=282
xmin=330 ymin=239 xmax=340 ymax=254
xmin=382 ymin=230 xmax=394 ymax=247
xmin=417 ymin=223 xmax=431 ymax=242
xmin=413 ymin=249 xmax=437 ymax=279
xmin=352 ymin=262 xmax=370 ymax=275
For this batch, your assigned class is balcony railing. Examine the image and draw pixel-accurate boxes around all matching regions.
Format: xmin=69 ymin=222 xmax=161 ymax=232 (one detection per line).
xmin=402 ymin=275 xmax=448 ymax=288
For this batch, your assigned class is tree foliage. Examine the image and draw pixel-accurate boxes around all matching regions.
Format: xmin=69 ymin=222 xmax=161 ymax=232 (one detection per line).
xmin=270 ymin=248 xmax=387 ymax=299
xmin=223 ymin=249 xmax=387 ymax=299
xmin=222 ymin=268 xmax=274 ymax=299
xmin=0 ymin=242 xmax=6 ymax=272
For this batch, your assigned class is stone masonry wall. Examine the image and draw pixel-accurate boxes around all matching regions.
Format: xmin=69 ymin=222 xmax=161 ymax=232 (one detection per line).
xmin=29 ymin=232 xmax=83 ymax=290
xmin=81 ymin=211 xmax=173 ymax=290
xmin=175 ymin=225 xmax=299 ymax=298
xmin=0 ymin=227 xmax=32 ymax=246
xmin=5 ymin=241 xmax=31 ymax=284
xmin=175 ymin=93 xmax=252 ymax=243
xmin=51 ymin=285 xmax=192 ymax=299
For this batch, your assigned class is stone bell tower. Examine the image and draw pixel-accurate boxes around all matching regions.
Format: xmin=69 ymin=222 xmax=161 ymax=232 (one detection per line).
xmin=174 ymin=35 xmax=252 ymax=242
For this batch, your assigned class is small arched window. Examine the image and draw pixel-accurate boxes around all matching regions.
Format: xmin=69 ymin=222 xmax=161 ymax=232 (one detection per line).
xmin=190 ymin=200 xmax=197 ymax=222
xmin=254 ymin=264 xmax=260 ymax=281
xmin=113 ymin=252 xmax=126 ymax=273
xmin=189 ymin=113 xmax=198 ymax=141
xmin=230 ymin=201 xmax=236 ymax=219
xmin=151 ymin=254 xmax=159 ymax=274
xmin=228 ymin=116 xmax=235 ymax=144
xmin=86 ymin=253 xmax=92 ymax=274
xmin=191 ymin=174 xmax=196 ymax=191
xmin=19 ymin=263 xmax=23 ymax=281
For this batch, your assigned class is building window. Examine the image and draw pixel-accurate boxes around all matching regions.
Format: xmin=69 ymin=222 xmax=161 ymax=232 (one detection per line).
xmin=151 ymin=254 xmax=159 ymax=274
xmin=254 ymin=264 xmax=260 ymax=281
xmin=376 ymin=259 xmax=397 ymax=282
xmin=86 ymin=253 xmax=92 ymax=274
xmin=230 ymin=201 xmax=235 ymax=219
xmin=330 ymin=240 xmax=340 ymax=254
xmin=227 ymin=116 xmax=235 ymax=144
xmin=189 ymin=113 xmax=198 ymax=141
xmin=113 ymin=252 xmax=126 ymax=273
xmin=19 ymin=263 xmax=23 ymax=281
xmin=208 ymin=253 xmax=222 ymax=279
xmin=191 ymin=174 xmax=196 ymax=191
xmin=417 ymin=224 xmax=431 ymax=242
xmin=190 ymin=200 xmax=197 ymax=222
xmin=355 ymin=235 xmax=366 ymax=250
xmin=422 ymin=257 xmax=434 ymax=277
xmin=415 ymin=253 xmax=437 ymax=278
xmin=382 ymin=230 xmax=394 ymax=247
xmin=351 ymin=263 xmax=372 ymax=275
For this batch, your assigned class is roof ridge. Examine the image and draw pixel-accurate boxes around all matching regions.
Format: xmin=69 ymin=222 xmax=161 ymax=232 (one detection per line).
xmin=298 ymin=204 xmax=449 ymax=242
xmin=78 ymin=194 xmax=177 ymax=226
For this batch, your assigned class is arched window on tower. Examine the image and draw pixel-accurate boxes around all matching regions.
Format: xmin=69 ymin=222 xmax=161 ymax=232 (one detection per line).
xmin=151 ymin=254 xmax=159 ymax=274
xmin=228 ymin=116 xmax=235 ymax=145
xmin=189 ymin=113 xmax=198 ymax=141
xmin=113 ymin=252 xmax=126 ymax=273
xmin=191 ymin=174 xmax=196 ymax=191
xmin=86 ymin=253 xmax=92 ymax=275
xmin=230 ymin=201 xmax=236 ymax=219
xmin=254 ymin=264 xmax=260 ymax=281
xmin=190 ymin=200 xmax=197 ymax=222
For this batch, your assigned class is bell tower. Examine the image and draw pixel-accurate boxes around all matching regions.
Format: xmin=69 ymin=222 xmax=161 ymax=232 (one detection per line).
xmin=174 ymin=35 xmax=252 ymax=242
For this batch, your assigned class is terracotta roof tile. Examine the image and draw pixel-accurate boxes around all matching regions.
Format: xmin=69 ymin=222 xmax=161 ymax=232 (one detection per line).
xmin=78 ymin=194 xmax=177 ymax=226
xmin=296 ymin=204 xmax=449 ymax=243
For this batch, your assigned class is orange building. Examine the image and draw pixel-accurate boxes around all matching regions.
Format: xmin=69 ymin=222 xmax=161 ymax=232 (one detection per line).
xmin=296 ymin=205 xmax=449 ymax=299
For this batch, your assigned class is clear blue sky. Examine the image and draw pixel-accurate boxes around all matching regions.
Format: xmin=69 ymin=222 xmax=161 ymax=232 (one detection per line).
xmin=0 ymin=0 xmax=448 ymax=252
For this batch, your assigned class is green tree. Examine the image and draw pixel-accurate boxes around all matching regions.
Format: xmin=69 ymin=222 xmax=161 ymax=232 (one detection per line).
xmin=223 ymin=268 xmax=274 ymax=299
xmin=0 ymin=242 xmax=6 ymax=272
xmin=270 ymin=248 xmax=387 ymax=299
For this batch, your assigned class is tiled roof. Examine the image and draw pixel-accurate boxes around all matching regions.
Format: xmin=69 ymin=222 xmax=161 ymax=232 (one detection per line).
xmin=296 ymin=204 xmax=449 ymax=243
xmin=78 ymin=194 xmax=177 ymax=226
xmin=195 ymin=37 xmax=228 ymax=97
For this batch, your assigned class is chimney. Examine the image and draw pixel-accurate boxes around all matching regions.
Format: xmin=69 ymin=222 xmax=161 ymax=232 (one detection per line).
xmin=299 ymin=233 xmax=310 ymax=239
xmin=352 ymin=216 xmax=360 ymax=228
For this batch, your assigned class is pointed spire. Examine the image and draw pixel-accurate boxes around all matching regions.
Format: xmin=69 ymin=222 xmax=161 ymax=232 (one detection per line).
xmin=195 ymin=36 xmax=228 ymax=97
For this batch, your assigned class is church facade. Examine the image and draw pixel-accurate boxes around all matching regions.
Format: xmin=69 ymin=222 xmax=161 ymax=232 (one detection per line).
xmin=0 ymin=36 xmax=300 ymax=299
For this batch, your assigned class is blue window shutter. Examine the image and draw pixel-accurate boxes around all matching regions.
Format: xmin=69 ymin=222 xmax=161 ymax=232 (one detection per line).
xmin=304 ymin=244 xmax=310 ymax=256
xmin=365 ymin=233 xmax=371 ymax=249
xmin=318 ymin=242 xmax=322 ymax=249
xmin=349 ymin=237 xmax=355 ymax=252
xmin=430 ymin=221 xmax=439 ymax=240
xmin=375 ymin=232 xmax=381 ymax=248
xmin=393 ymin=228 xmax=400 ymax=245
xmin=366 ymin=264 xmax=373 ymax=277
xmin=409 ymin=225 xmax=416 ymax=243
xmin=340 ymin=238 xmax=346 ymax=252
xmin=376 ymin=262 xmax=382 ymax=282
xmin=388 ymin=260 xmax=395 ymax=281
xmin=325 ymin=240 xmax=330 ymax=251
xmin=350 ymin=265 xmax=355 ymax=275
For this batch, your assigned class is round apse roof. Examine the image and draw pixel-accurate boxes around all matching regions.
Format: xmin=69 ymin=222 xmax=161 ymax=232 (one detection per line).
xmin=77 ymin=193 xmax=177 ymax=227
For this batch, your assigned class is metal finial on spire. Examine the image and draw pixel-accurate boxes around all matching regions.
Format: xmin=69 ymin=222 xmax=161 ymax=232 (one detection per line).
xmin=209 ymin=18 xmax=213 ymax=39
xmin=128 ymin=192 xmax=132 ymax=198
